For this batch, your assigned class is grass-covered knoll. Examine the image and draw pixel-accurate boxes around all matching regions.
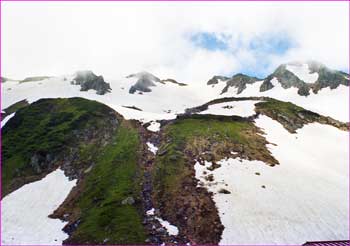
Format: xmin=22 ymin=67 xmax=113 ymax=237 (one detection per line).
xmin=152 ymin=115 xmax=277 ymax=244
xmin=2 ymin=97 xmax=147 ymax=243
xmin=154 ymin=115 xmax=277 ymax=194
xmin=255 ymin=99 xmax=349 ymax=133
xmin=2 ymin=97 xmax=118 ymax=196
xmin=63 ymin=121 xmax=147 ymax=244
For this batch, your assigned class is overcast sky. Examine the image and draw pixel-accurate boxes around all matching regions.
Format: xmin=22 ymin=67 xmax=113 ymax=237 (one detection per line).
xmin=2 ymin=1 xmax=349 ymax=84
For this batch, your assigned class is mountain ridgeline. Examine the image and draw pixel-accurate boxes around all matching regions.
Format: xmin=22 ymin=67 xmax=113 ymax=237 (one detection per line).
xmin=207 ymin=61 xmax=350 ymax=96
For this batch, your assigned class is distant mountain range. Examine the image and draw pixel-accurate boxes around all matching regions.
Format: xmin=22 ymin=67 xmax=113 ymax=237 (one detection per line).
xmin=207 ymin=61 xmax=349 ymax=96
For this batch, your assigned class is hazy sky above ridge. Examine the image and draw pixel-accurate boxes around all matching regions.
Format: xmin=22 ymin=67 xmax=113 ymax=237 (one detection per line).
xmin=2 ymin=1 xmax=349 ymax=84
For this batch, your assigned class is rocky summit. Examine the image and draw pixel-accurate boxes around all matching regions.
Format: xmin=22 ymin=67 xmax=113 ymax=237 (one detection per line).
xmin=72 ymin=70 xmax=111 ymax=95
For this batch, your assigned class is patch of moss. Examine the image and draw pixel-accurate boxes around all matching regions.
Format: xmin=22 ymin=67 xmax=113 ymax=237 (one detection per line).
xmin=255 ymin=99 xmax=305 ymax=119
xmin=67 ymin=122 xmax=146 ymax=244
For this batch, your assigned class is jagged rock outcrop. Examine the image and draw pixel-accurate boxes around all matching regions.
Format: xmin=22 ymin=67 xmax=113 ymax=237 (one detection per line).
xmin=207 ymin=74 xmax=260 ymax=94
xmin=127 ymin=71 xmax=186 ymax=94
xmin=72 ymin=71 xmax=111 ymax=95
xmin=128 ymin=72 xmax=160 ymax=94
xmin=222 ymin=74 xmax=260 ymax=94
xmin=308 ymin=61 xmax=350 ymax=93
xmin=207 ymin=75 xmax=230 ymax=85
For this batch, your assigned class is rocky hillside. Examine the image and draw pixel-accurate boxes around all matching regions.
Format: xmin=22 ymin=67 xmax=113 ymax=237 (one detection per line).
xmin=208 ymin=61 xmax=350 ymax=96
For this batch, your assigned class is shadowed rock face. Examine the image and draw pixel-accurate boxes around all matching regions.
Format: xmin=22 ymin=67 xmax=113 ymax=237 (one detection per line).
xmin=207 ymin=76 xmax=230 ymax=86
xmin=207 ymin=74 xmax=260 ymax=94
xmin=127 ymin=71 xmax=161 ymax=94
xmin=127 ymin=71 xmax=187 ymax=94
xmin=72 ymin=71 xmax=111 ymax=95
xmin=222 ymin=74 xmax=260 ymax=94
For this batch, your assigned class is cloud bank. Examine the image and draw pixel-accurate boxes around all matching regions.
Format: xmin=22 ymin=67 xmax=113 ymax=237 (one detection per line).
xmin=2 ymin=1 xmax=349 ymax=84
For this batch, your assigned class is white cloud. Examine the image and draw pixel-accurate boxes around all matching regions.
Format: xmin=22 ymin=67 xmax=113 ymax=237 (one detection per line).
xmin=2 ymin=1 xmax=349 ymax=84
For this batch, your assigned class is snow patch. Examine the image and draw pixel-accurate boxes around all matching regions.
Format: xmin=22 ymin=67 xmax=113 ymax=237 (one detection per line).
xmin=1 ymin=169 xmax=77 ymax=245
xmin=286 ymin=63 xmax=319 ymax=83
xmin=195 ymin=116 xmax=348 ymax=244
xmin=270 ymin=77 xmax=279 ymax=87
xmin=1 ymin=112 xmax=15 ymax=128
xmin=147 ymin=121 xmax=161 ymax=132
xmin=146 ymin=142 xmax=158 ymax=155
xmin=199 ymin=100 xmax=259 ymax=117
xmin=156 ymin=217 xmax=179 ymax=236
xmin=146 ymin=208 xmax=155 ymax=216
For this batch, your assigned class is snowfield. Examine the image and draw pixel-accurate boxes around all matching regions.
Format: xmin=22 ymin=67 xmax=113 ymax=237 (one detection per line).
xmin=1 ymin=169 xmax=77 ymax=245
xmin=286 ymin=63 xmax=319 ymax=83
xmin=199 ymin=100 xmax=260 ymax=117
xmin=1 ymin=112 xmax=15 ymax=128
xmin=2 ymin=73 xmax=349 ymax=123
xmin=195 ymin=116 xmax=349 ymax=245
xmin=1 ymin=76 xmax=194 ymax=124
xmin=147 ymin=121 xmax=161 ymax=132
xmin=238 ymin=80 xmax=349 ymax=122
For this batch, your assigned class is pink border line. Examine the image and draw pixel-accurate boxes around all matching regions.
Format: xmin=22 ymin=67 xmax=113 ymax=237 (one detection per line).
xmin=1 ymin=0 xmax=3 ymax=245
xmin=0 ymin=0 xmax=349 ymax=1
xmin=0 ymin=1 xmax=349 ymax=246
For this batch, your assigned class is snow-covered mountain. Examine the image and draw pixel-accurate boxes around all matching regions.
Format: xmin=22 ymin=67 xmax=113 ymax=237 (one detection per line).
xmin=1 ymin=61 xmax=349 ymax=245
xmin=206 ymin=61 xmax=349 ymax=121
xmin=208 ymin=61 xmax=349 ymax=96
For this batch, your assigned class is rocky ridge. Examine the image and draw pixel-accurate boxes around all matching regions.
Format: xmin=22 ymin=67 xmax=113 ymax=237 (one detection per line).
xmin=208 ymin=61 xmax=350 ymax=96
xmin=72 ymin=70 xmax=111 ymax=95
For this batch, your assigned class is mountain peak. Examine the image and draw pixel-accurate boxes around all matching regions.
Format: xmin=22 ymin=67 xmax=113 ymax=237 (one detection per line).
xmin=127 ymin=71 xmax=186 ymax=94
xmin=72 ymin=70 xmax=111 ymax=95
